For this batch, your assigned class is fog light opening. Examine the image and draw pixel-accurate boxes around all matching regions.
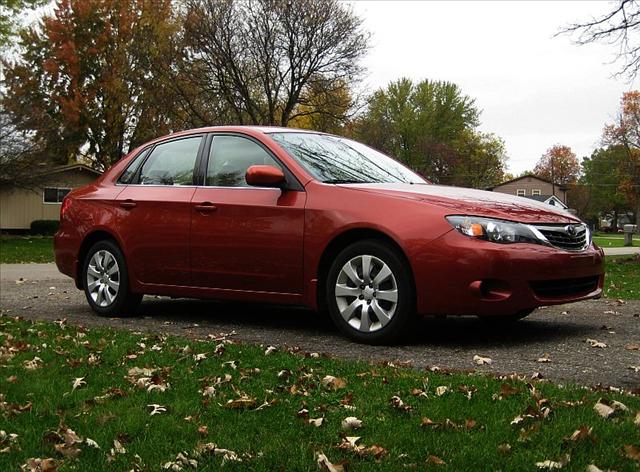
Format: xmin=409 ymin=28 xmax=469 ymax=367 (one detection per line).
xmin=469 ymin=279 xmax=512 ymax=301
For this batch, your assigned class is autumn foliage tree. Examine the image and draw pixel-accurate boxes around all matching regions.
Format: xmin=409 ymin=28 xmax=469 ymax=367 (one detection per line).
xmin=533 ymin=145 xmax=580 ymax=186
xmin=354 ymin=78 xmax=506 ymax=187
xmin=2 ymin=0 xmax=180 ymax=169
xmin=602 ymin=90 xmax=640 ymax=224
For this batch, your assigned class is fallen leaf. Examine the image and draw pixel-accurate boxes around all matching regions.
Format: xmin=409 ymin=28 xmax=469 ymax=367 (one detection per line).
xmin=198 ymin=425 xmax=208 ymax=436
xmin=321 ymin=375 xmax=347 ymax=390
xmin=23 ymin=357 xmax=43 ymax=370
xmin=435 ymin=386 xmax=449 ymax=396
xmin=20 ymin=458 xmax=58 ymax=472
xmin=535 ymin=454 xmax=570 ymax=469
xmin=341 ymin=416 xmax=362 ymax=430
xmin=148 ymin=404 xmax=167 ymax=416
xmin=586 ymin=465 xmax=603 ymax=472
xmin=498 ymin=443 xmax=511 ymax=454
xmin=626 ymin=343 xmax=640 ymax=351
xmin=586 ymin=338 xmax=607 ymax=348
xmin=316 ymin=452 xmax=344 ymax=472
xmin=473 ymin=355 xmax=492 ymax=365
xmin=308 ymin=417 xmax=324 ymax=427
xmin=264 ymin=346 xmax=276 ymax=356
xmin=85 ymin=438 xmax=100 ymax=449
xmin=537 ymin=354 xmax=552 ymax=363
xmin=224 ymin=396 xmax=256 ymax=409
xmin=635 ymin=412 xmax=640 ymax=426
xmin=71 ymin=377 xmax=86 ymax=391
xmin=389 ymin=395 xmax=412 ymax=412
xmin=623 ymin=444 xmax=640 ymax=461
xmin=426 ymin=455 xmax=446 ymax=465
xmin=563 ymin=426 xmax=594 ymax=443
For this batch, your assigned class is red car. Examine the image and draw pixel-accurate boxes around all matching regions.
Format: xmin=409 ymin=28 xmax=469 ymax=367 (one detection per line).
xmin=54 ymin=126 xmax=604 ymax=344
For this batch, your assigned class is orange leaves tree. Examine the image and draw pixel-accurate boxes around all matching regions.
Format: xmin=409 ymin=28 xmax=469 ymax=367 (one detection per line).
xmin=2 ymin=0 xmax=179 ymax=169
xmin=602 ymin=90 xmax=640 ymax=224
xmin=533 ymin=145 xmax=580 ymax=186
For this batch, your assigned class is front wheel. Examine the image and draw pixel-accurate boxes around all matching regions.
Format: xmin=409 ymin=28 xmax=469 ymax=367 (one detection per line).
xmin=326 ymin=240 xmax=416 ymax=344
xmin=83 ymin=240 xmax=142 ymax=316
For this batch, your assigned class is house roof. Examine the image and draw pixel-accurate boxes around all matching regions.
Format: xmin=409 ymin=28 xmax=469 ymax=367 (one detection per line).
xmin=487 ymin=174 xmax=568 ymax=191
xmin=40 ymin=163 xmax=102 ymax=177
xmin=525 ymin=194 xmax=568 ymax=208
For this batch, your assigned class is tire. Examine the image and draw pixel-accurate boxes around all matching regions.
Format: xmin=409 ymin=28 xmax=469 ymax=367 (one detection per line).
xmin=82 ymin=240 xmax=142 ymax=316
xmin=478 ymin=308 xmax=535 ymax=324
xmin=326 ymin=239 xmax=416 ymax=344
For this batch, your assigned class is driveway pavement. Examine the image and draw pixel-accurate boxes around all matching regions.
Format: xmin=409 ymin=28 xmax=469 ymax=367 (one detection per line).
xmin=1 ymin=263 xmax=639 ymax=389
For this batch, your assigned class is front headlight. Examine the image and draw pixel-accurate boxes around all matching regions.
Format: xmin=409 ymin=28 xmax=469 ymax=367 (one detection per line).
xmin=445 ymin=216 xmax=548 ymax=246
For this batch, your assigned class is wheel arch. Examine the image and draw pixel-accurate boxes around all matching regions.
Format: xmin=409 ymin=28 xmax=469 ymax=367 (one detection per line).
xmin=315 ymin=227 xmax=416 ymax=312
xmin=76 ymin=230 xmax=122 ymax=289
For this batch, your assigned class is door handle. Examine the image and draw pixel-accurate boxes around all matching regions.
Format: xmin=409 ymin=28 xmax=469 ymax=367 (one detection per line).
xmin=120 ymin=199 xmax=137 ymax=209
xmin=194 ymin=202 xmax=217 ymax=213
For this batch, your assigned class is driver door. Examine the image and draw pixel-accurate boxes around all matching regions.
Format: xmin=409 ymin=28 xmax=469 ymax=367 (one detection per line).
xmin=190 ymin=134 xmax=306 ymax=295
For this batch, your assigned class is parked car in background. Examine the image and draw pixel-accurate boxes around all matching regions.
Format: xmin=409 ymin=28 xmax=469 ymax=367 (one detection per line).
xmin=54 ymin=127 xmax=605 ymax=344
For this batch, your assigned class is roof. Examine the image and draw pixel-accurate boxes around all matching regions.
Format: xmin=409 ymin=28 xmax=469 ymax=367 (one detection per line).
xmin=487 ymin=174 xmax=568 ymax=191
xmin=527 ymin=194 xmax=553 ymax=202
xmin=525 ymin=194 xmax=568 ymax=208
xmin=42 ymin=163 xmax=102 ymax=176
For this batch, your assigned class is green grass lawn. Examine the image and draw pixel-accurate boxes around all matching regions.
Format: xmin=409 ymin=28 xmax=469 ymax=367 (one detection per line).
xmin=0 ymin=236 xmax=54 ymax=264
xmin=604 ymin=255 xmax=640 ymax=300
xmin=593 ymin=233 xmax=636 ymax=248
xmin=1 ymin=316 xmax=639 ymax=471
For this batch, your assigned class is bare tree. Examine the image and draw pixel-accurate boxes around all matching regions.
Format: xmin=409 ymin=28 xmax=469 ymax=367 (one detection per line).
xmin=182 ymin=0 xmax=369 ymax=126
xmin=560 ymin=0 xmax=640 ymax=78
xmin=0 ymin=111 xmax=51 ymax=189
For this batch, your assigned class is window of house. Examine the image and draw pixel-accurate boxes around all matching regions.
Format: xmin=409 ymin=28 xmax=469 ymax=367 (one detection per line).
xmin=532 ymin=189 xmax=541 ymax=196
xmin=516 ymin=189 xmax=526 ymax=196
xmin=139 ymin=136 xmax=202 ymax=186
xmin=43 ymin=187 xmax=71 ymax=204
xmin=207 ymin=135 xmax=281 ymax=187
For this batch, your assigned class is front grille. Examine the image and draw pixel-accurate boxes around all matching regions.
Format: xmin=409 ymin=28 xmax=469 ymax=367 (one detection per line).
xmin=533 ymin=224 xmax=589 ymax=251
xmin=530 ymin=275 xmax=599 ymax=298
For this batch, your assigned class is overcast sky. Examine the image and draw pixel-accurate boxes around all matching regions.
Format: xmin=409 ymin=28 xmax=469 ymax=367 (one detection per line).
xmin=350 ymin=1 xmax=636 ymax=175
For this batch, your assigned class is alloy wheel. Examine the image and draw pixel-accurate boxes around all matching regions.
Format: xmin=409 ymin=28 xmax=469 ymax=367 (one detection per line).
xmin=334 ymin=254 xmax=398 ymax=333
xmin=86 ymin=250 xmax=120 ymax=307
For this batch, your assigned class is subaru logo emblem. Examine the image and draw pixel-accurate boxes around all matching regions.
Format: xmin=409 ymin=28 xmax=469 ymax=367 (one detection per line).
xmin=565 ymin=225 xmax=577 ymax=236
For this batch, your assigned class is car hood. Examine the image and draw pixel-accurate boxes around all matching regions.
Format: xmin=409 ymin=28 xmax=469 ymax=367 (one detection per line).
xmin=341 ymin=183 xmax=581 ymax=224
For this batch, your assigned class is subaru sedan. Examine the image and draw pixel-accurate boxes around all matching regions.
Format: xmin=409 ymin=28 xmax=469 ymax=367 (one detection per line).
xmin=54 ymin=127 xmax=604 ymax=344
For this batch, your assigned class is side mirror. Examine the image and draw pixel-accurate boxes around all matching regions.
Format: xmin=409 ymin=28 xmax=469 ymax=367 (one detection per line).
xmin=245 ymin=165 xmax=286 ymax=188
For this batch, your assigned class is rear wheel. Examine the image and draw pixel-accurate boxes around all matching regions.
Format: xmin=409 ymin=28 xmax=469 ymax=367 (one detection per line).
xmin=326 ymin=240 xmax=415 ymax=344
xmin=83 ymin=240 xmax=142 ymax=316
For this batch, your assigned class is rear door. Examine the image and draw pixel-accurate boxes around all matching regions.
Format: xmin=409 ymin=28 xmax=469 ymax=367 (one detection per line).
xmin=115 ymin=135 xmax=204 ymax=286
xmin=190 ymin=133 xmax=306 ymax=294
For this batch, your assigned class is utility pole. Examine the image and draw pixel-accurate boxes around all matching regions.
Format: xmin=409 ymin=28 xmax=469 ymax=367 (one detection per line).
xmin=550 ymin=153 xmax=555 ymax=198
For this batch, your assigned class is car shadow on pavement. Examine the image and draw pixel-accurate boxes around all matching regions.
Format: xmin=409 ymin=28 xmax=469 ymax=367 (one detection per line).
xmin=136 ymin=297 xmax=599 ymax=348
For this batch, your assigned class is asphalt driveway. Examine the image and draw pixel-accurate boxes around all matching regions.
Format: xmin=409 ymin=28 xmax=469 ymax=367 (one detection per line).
xmin=1 ymin=263 xmax=639 ymax=389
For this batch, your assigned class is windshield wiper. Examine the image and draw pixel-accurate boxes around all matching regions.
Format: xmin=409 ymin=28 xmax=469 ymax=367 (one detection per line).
xmin=323 ymin=179 xmax=371 ymax=184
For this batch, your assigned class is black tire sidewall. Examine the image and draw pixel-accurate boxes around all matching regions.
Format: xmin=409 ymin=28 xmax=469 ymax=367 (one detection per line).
xmin=83 ymin=240 xmax=136 ymax=316
xmin=326 ymin=240 xmax=415 ymax=344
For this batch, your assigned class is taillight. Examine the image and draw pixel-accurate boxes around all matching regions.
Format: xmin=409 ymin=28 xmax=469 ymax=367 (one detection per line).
xmin=60 ymin=197 xmax=73 ymax=219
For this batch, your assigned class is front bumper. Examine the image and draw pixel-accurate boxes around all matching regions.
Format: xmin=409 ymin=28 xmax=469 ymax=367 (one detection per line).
xmin=412 ymin=229 xmax=605 ymax=317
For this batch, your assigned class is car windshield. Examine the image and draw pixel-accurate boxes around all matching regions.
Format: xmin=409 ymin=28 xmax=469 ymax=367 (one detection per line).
xmin=269 ymin=132 xmax=426 ymax=184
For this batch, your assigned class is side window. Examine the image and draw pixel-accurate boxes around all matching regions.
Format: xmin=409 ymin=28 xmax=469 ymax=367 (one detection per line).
xmin=516 ymin=189 xmax=526 ymax=196
xmin=207 ymin=135 xmax=281 ymax=187
xmin=43 ymin=187 xmax=70 ymax=203
xmin=139 ymin=137 xmax=202 ymax=186
xmin=118 ymin=148 xmax=150 ymax=184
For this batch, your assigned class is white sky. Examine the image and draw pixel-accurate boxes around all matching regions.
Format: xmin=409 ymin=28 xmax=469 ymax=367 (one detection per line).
xmin=350 ymin=1 xmax=636 ymax=175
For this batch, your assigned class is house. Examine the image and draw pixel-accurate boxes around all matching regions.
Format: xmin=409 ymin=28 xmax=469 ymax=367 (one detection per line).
xmin=487 ymin=174 xmax=568 ymax=207
xmin=0 ymin=164 xmax=101 ymax=230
